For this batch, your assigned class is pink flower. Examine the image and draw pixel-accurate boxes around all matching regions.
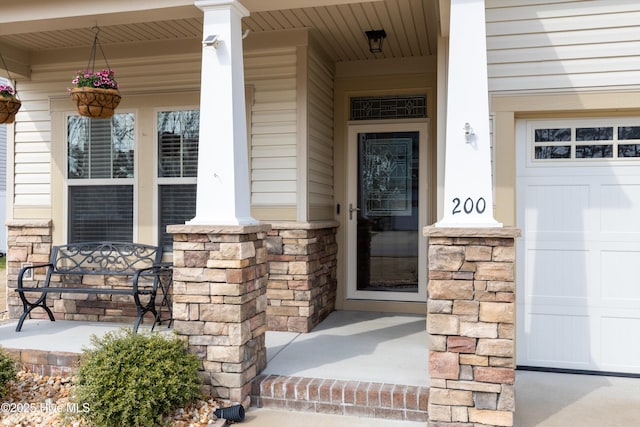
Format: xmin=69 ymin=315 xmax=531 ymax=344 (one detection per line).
xmin=71 ymin=68 xmax=119 ymax=90
xmin=0 ymin=85 xmax=15 ymax=96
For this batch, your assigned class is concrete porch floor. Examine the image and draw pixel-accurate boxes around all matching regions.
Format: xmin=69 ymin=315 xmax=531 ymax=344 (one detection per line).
xmin=263 ymin=310 xmax=429 ymax=387
xmin=1 ymin=311 xmax=640 ymax=426
xmin=0 ymin=310 xmax=428 ymax=386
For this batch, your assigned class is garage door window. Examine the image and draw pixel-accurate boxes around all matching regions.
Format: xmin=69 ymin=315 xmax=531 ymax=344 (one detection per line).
xmin=533 ymin=124 xmax=640 ymax=160
xmin=618 ymin=126 xmax=640 ymax=157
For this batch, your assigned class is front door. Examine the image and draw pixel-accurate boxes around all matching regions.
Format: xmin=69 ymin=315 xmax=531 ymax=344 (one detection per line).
xmin=347 ymin=122 xmax=428 ymax=302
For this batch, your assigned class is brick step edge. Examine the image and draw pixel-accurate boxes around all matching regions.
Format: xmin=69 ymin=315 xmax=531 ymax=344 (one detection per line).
xmin=250 ymin=374 xmax=429 ymax=422
xmin=4 ymin=348 xmax=80 ymax=377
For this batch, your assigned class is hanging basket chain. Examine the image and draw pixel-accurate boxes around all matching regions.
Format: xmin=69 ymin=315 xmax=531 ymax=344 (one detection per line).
xmin=87 ymin=26 xmax=112 ymax=73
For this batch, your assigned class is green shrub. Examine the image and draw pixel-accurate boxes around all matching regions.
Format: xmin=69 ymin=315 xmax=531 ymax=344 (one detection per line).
xmin=0 ymin=346 xmax=17 ymax=398
xmin=73 ymin=329 xmax=201 ymax=427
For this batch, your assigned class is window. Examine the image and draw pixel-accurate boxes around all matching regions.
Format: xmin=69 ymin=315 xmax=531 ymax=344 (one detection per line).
xmin=67 ymin=114 xmax=135 ymax=241
xmin=350 ymin=95 xmax=427 ymax=121
xmin=532 ymin=122 xmax=640 ymax=161
xmin=157 ymin=110 xmax=199 ymax=251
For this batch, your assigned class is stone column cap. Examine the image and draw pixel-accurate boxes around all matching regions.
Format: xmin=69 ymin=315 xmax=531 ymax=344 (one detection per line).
xmin=167 ymin=223 xmax=271 ymax=234
xmin=269 ymin=220 xmax=339 ymax=230
xmin=424 ymin=226 xmax=521 ymax=238
xmin=6 ymin=219 xmax=53 ymax=228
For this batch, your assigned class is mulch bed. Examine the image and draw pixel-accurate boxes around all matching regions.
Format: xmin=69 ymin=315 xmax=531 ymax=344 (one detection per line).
xmin=1 ymin=371 xmax=225 ymax=427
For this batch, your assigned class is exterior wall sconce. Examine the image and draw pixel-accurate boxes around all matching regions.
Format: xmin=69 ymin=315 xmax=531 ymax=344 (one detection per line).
xmin=203 ymin=34 xmax=221 ymax=48
xmin=464 ymin=122 xmax=474 ymax=143
xmin=365 ymin=29 xmax=387 ymax=53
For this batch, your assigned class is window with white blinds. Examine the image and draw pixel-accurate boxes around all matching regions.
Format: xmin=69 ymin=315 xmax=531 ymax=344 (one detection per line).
xmin=68 ymin=115 xmax=135 ymax=179
xmin=67 ymin=114 xmax=135 ymax=241
xmin=157 ymin=110 xmax=199 ymax=251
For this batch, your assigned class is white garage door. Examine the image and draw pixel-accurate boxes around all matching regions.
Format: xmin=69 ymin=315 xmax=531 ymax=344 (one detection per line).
xmin=517 ymin=118 xmax=640 ymax=375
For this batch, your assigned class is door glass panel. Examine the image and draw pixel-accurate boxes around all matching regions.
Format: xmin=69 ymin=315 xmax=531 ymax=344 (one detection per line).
xmin=357 ymin=132 xmax=419 ymax=293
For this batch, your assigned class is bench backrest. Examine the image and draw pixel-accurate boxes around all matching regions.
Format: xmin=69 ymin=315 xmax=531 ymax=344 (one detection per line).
xmin=51 ymin=242 xmax=163 ymax=275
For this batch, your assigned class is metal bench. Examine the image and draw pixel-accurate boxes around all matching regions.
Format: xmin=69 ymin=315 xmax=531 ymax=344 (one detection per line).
xmin=15 ymin=242 xmax=172 ymax=333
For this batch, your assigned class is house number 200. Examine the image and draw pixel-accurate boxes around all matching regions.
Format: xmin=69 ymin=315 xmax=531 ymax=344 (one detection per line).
xmin=452 ymin=197 xmax=486 ymax=215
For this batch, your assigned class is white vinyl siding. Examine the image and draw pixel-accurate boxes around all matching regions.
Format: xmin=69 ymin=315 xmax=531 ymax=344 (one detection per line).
xmin=11 ymin=82 xmax=53 ymax=206
xmin=245 ymin=47 xmax=298 ymax=208
xmin=0 ymin=109 xmax=6 ymax=251
xmin=486 ymin=0 xmax=640 ymax=92
xmin=307 ymin=48 xmax=335 ymax=220
xmin=0 ymin=122 xmax=6 ymax=189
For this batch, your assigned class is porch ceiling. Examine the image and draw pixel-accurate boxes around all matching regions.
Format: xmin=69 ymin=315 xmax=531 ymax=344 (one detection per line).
xmin=244 ymin=0 xmax=439 ymax=61
xmin=0 ymin=0 xmax=439 ymax=71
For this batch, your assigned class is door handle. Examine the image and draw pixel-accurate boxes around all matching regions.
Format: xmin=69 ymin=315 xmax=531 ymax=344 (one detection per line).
xmin=349 ymin=203 xmax=360 ymax=220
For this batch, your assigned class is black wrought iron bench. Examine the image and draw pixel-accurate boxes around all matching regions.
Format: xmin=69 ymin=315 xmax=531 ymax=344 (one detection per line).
xmin=15 ymin=242 xmax=172 ymax=333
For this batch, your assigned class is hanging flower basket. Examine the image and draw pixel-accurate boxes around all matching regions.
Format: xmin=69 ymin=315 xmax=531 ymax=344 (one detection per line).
xmin=69 ymin=28 xmax=121 ymax=119
xmin=0 ymin=53 xmax=21 ymax=124
xmin=0 ymin=90 xmax=21 ymax=124
xmin=70 ymin=86 xmax=121 ymax=119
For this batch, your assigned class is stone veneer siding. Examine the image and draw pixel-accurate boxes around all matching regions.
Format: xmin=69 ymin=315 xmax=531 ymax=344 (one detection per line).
xmin=6 ymin=220 xmax=169 ymax=324
xmin=265 ymin=222 xmax=338 ymax=333
xmin=424 ymin=226 xmax=520 ymax=427
xmin=6 ymin=220 xmax=53 ymax=320
xmin=167 ymin=224 xmax=271 ymax=408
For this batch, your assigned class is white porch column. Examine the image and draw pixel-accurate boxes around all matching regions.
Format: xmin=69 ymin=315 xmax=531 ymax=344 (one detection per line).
xmin=190 ymin=0 xmax=256 ymax=225
xmin=436 ymin=0 xmax=501 ymax=228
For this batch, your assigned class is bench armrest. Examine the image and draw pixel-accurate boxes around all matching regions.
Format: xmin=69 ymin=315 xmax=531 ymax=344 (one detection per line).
xmin=132 ymin=264 xmax=173 ymax=293
xmin=18 ymin=263 xmax=54 ymax=287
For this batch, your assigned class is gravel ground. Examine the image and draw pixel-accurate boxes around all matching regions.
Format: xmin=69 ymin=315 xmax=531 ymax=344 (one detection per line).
xmin=1 ymin=371 xmax=226 ymax=427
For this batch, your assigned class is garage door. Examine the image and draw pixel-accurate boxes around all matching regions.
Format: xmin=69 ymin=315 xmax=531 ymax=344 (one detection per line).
xmin=516 ymin=118 xmax=640 ymax=375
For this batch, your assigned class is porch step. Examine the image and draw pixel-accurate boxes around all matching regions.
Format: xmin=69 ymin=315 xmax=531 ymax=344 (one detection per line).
xmin=250 ymin=374 xmax=429 ymax=422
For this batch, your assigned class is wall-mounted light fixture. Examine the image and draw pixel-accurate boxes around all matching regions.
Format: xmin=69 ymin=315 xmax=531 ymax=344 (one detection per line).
xmin=203 ymin=35 xmax=221 ymax=49
xmin=464 ymin=122 xmax=474 ymax=143
xmin=365 ymin=29 xmax=387 ymax=54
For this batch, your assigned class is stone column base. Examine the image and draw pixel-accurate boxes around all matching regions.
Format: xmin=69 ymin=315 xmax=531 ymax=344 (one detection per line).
xmin=265 ymin=221 xmax=338 ymax=333
xmin=6 ymin=220 xmax=53 ymax=319
xmin=424 ymin=226 xmax=520 ymax=427
xmin=168 ymin=224 xmax=271 ymax=407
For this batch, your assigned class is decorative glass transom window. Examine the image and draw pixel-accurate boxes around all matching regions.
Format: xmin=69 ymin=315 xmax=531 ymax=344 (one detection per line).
xmin=350 ymin=95 xmax=427 ymax=121
xmin=533 ymin=124 xmax=640 ymax=160
xmin=157 ymin=110 xmax=199 ymax=251
xmin=67 ymin=113 xmax=135 ymax=241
